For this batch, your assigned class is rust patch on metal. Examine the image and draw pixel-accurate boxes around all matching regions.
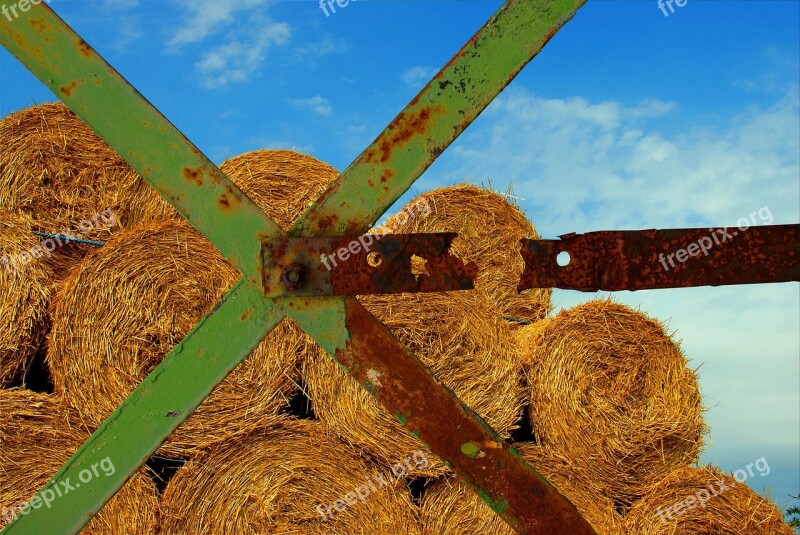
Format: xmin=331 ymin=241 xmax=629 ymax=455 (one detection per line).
xmin=217 ymin=185 xmax=243 ymax=212
xmin=59 ymin=80 xmax=78 ymax=97
xmin=519 ymin=225 xmax=800 ymax=292
xmin=182 ymin=167 xmax=203 ymax=187
xmin=29 ymin=18 xmax=46 ymax=33
xmin=77 ymin=39 xmax=92 ymax=57
xmin=365 ymin=105 xmax=445 ymax=164
xmin=240 ymin=309 xmax=252 ymax=321
xmin=316 ymin=214 xmax=339 ymax=232
xmin=380 ymin=169 xmax=394 ymax=183
xmin=333 ymin=299 xmax=596 ymax=534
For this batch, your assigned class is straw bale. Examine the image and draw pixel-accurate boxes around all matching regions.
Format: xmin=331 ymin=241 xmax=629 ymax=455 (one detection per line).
xmin=160 ymin=419 xmax=421 ymax=534
xmin=0 ymin=102 xmax=175 ymax=240
xmin=520 ymin=299 xmax=706 ymax=504
xmin=0 ymin=389 xmax=159 ymax=533
xmin=0 ymin=210 xmax=52 ymax=387
xmin=419 ymin=444 xmax=624 ymax=535
xmin=219 ymin=148 xmax=340 ymax=231
xmin=381 ymin=184 xmax=551 ymax=324
xmin=46 ymin=220 xmax=300 ymax=458
xmin=303 ymin=288 xmax=524 ymax=477
xmin=625 ymin=465 xmax=793 ymax=534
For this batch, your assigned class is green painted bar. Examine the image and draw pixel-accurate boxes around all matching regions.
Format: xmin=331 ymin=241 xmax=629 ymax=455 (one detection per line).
xmin=2 ymin=280 xmax=283 ymax=534
xmin=0 ymin=3 xmax=281 ymax=285
xmin=293 ymin=0 xmax=586 ymax=238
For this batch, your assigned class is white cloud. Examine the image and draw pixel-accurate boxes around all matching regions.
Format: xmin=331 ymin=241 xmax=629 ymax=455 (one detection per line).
xmin=168 ymin=0 xmax=269 ymax=48
xmin=289 ymin=95 xmax=333 ymax=116
xmin=401 ymin=66 xmax=438 ymax=88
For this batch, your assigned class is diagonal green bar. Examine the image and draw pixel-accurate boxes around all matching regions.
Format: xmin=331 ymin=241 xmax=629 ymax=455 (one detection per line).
xmin=2 ymin=280 xmax=284 ymax=535
xmin=293 ymin=0 xmax=586 ymax=237
xmin=0 ymin=3 xmax=282 ymax=284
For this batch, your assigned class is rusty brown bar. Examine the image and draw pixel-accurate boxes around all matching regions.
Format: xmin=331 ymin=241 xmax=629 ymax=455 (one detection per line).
xmin=519 ymin=224 xmax=800 ymax=292
xmin=334 ymin=298 xmax=597 ymax=534
xmin=262 ymin=233 xmax=477 ymax=297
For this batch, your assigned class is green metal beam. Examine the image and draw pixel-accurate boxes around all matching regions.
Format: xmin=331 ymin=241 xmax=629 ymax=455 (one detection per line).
xmin=2 ymin=280 xmax=284 ymax=534
xmin=0 ymin=4 xmax=281 ymax=285
xmin=293 ymin=0 xmax=586 ymax=237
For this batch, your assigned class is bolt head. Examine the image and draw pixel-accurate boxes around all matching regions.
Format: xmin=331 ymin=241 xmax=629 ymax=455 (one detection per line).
xmin=280 ymin=263 xmax=307 ymax=291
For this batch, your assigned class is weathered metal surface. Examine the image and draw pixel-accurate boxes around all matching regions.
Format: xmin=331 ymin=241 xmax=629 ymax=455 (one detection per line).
xmin=2 ymin=280 xmax=284 ymax=535
xmin=0 ymin=2 xmax=281 ymax=286
xmin=291 ymin=0 xmax=587 ymax=238
xmin=519 ymin=225 xmax=800 ymax=292
xmin=263 ymin=233 xmax=477 ymax=297
xmin=281 ymin=297 xmax=597 ymax=535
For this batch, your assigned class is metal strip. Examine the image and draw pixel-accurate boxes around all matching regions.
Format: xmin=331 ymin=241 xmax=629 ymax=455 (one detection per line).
xmin=519 ymin=225 xmax=800 ymax=292
xmin=262 ymin=233 xmax=477 ymax=297
xmin=292 ymin=0 xmax=587 ymax=238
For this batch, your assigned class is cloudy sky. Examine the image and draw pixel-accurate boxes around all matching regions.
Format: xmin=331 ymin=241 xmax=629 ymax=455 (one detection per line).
xmin=1 ymin=0 xmax=798 ymax=512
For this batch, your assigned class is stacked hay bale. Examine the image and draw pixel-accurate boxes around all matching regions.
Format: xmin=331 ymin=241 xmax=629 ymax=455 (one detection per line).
xmin=46 ymin=150 xmax=341 ymax=458
xmin=419 ymin=445 xmax=624 ymax=535
xmin=517 ymin=299 xmax=707 ymax=506
xmin=160 ymin=419 xmax=420 ymax=534
xmin=0 ymin=389 xmax=159 ymax=533
xmin=380 ymin=184 xmax=551 ymax=324
xmin=0 ymin=103 xmax=176 ymax=277
xmin=0 ymin=210 xmax=52 ymax=387
xmin=625 ymin=466 xmax=793 ymax=534
xmin=303 ymin=288 xmax=524 ymax=476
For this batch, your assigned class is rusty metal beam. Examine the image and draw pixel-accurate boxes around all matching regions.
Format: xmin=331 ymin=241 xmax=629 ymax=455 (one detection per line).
xmin=518 ymin=225 xmax=800 ymax=292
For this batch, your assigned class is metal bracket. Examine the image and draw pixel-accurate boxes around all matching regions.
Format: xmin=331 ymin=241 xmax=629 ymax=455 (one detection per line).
xmin=262 ymin=233 xmax=478 ymax=297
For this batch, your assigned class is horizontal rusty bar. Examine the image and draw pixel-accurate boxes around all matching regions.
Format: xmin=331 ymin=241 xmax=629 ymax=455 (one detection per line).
xmin=281 ymin=297 xmax=596 ymax=534
xmin=262 ymin=233 xmax=477 ymax=297
xmin=519 ymin=224 xmax=800 ymax=292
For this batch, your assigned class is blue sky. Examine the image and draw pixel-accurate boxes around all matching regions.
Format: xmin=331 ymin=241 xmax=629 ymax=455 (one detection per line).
xmin=2 ymin=0 xmax=799 ymax=515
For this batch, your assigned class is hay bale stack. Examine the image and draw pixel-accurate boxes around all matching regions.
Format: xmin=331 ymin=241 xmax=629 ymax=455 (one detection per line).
xmin=625 ymin=465 xmax=793 ymax=534
xmin=219 ymin=148 xmax=340 ymax=230
xmin=380 ymin=184 xmax=551 ymax=324
xmin=519 ymin=299 xmax=706 ymax=504
xmin=0 ymin=210 xmax=52 ymax=387
xmin=160 ymin=419 xmax=421 ymax=534
xmin=303 ymin=289 xmax=524 ymax=477
xmin=0 ymin=102 xmax=175 ymax=241
xmin=419 ymin=444 xmax=624 ymax=535
xmin=46 ymin=220 xmax=300 ymax=458
xmin=0 ymin=389 xmax=159 ymax=533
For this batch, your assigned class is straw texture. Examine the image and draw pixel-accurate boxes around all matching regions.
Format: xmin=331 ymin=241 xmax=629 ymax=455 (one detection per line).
xmin=0 ymin=210 xmax=52 ymax=387
xmin=160 ymin=419 xmax=421 ymax=534
xmin=624 ymin=465 xmax=793 ymax=534
xmin=46 ymin=220 xmax=301 ymax=458
xmin=0 ymin=389 xmax=159 ymax=533
xmin=419 ymin=444 xmax=624 ymax=535
xmin=303 ymin=288 xmax=524 ymax=477
xmin=519 ymin=299 xmax=706 ymax=504
xmin=381 ymin=184 xmax=551 ymax=324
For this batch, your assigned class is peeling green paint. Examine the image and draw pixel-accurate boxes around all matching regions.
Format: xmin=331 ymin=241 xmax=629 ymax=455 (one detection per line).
xmin=461 ymin=442 xmax=480 ymax=458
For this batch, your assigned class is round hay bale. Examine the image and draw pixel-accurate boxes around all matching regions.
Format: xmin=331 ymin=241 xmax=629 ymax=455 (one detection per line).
xmin=0 ymin=210 xmax=52 ymax=387
xmin=303 ymin=289 xmax=524 ymax=477
xmin=160 ymin=419 xmax=420 ymax=534
xmin=46 ymin=220 xmax=301 ymax=458
xmin=419 ymin=444 xmax=624 ymax=535
xmin=624 ymin=465 xmax=793 ymax=534
xmin=0 ymin=102 xmax=175 ymax=241
xmin=219 ymin=148 xmax=340 ymax=231
xmin=380 ymin=184 xmax=551 ymax=324
xmin=0 ymin=389 xmax=159 ymax=533
xmin=520 ymin=299 xmax=706 ymax=504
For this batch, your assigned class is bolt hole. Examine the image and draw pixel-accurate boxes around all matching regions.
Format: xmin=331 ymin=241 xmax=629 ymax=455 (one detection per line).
xmin=367 ymin=251 xmax=383 ymax=267
xmin=556 ymin=251 xmax=571 ymax=267
xmin=410 ymin=254 xmax=429 ymax=279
